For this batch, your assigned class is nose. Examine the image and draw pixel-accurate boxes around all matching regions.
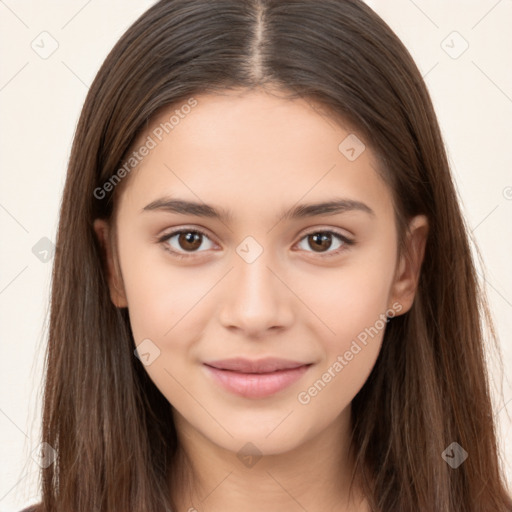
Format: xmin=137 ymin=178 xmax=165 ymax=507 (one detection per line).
xmin=217 ymin=250 xmax=295 ymax=337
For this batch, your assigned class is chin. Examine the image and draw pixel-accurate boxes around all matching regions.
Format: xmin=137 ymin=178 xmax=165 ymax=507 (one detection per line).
xmin=207 ymin=418 xmax=311 ymax=457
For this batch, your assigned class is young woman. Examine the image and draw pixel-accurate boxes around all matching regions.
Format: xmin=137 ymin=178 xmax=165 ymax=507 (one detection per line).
xmin=23 ymin=0 xmax=512 ymax=511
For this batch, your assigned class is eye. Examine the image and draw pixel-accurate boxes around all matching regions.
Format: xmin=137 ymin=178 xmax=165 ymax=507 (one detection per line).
xmin=295 ymin=230 xmax=354 ymax=257
xmin=157 ymin=227 xmax=354 ymax=260
xmin=158 ymin=228 xmax=215 ymax=258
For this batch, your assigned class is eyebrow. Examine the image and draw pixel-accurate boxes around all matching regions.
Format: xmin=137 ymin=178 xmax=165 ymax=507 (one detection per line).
xmin=141 ymin=196 xmax=375 ymax=222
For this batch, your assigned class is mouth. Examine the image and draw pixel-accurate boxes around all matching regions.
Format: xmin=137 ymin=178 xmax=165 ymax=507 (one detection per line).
xmin=203 ymin=359 xmax=314 ymax=399
xmin=204 ymin=357 xmax=311 ymax=373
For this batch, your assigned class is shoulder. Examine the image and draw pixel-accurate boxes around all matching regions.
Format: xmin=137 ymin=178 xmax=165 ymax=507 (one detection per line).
xmin=19 ymin=505 xmax=41 ymax=512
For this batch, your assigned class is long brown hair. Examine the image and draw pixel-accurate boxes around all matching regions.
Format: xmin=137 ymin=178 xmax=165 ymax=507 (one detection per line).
xmin=36 ymin=0 xmax=512 ymax=510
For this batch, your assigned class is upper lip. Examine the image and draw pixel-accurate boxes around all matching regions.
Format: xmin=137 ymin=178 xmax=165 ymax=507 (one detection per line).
xmin=204 ymin=357 xmax=311 ymax=374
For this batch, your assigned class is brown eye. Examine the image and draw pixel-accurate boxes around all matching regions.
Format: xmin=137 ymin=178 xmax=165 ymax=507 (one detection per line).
xmin=297 ymin=230 xmax=353 ymax=256
xmin=308 ymin=232 xmax=334 ymax=252
xmin=177 ymin=231 xmax=203 ymax=251
xmin=159 ymin=229 xmax=215 ymax=257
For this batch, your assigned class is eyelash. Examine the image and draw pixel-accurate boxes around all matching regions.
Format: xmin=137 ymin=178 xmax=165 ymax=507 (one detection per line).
xmin=157 ymin=227 xmax=355 ymax=260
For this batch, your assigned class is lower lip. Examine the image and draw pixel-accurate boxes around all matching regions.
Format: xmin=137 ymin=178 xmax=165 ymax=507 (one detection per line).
xmin=203 ymin=364 xmax=311 ymax=399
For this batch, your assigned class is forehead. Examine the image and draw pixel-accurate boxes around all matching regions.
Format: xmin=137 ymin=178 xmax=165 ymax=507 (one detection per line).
xmin=116 ymin=89 xmax=392 ymax=222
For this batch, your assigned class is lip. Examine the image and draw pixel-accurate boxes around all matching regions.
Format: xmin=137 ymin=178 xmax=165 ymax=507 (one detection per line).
xmin=204 ymin=357 xmax=310 ymax=373
xmin=203 ymin=358 xmax=313 ymax=399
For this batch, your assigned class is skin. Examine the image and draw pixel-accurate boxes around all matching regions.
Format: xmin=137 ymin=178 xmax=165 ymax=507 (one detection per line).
xmin=94 ymin=87 xmax=428 ymax=512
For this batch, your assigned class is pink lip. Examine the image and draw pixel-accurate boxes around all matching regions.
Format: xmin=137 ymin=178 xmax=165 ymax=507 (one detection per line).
xmin=203 ymin=358 xmax=313 ymax=399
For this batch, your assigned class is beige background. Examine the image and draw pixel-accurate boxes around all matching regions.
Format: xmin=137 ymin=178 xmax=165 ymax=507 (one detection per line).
xmin=0 ymin=1 xmax=510 ymax=510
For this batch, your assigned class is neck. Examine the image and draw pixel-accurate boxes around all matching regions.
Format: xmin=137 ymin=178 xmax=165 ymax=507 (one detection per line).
xmin=169 ymin=406 xmax=369 ymax=512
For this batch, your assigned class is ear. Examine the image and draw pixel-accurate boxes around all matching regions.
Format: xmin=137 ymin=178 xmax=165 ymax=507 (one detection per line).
xmin=388 ymin=214 xmax=429 ymax=315
xmin=93 ymin=218 xmax=128 ymax=308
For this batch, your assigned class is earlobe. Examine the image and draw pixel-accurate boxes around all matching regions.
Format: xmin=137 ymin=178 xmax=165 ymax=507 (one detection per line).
xmin=93 ymin=218 xmax=128 ymax=308
xmin=389 ymin=214 xmax=429 ymax=315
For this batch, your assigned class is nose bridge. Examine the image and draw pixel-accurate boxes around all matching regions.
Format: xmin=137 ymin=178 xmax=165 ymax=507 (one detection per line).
xmin=218 ymin=237 xmax=294 ymax=334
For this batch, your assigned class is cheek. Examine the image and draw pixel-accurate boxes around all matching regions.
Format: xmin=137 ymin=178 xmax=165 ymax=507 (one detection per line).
xmin=308 ymin=243 xmax=396 ymax=406
xmin=118 ymin=236 xmax=214 ymax=344
xmin=296 ymin=248 xmax=395 ymax=348
xmin=297 ymin=263 xmax=392 ymax=412
xmin=333 ymin=267 xmax=392 ymax=345
xmin=296 ymin=334 xmax=382 ymax=422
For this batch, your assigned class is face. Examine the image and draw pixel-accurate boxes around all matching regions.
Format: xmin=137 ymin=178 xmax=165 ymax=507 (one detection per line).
xmin=94 ymin=88 xmax=427 ymax=457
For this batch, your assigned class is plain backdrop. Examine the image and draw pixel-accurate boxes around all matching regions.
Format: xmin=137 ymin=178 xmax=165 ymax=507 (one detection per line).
xmin=1 ymin=1 xmax=511 ymax=510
